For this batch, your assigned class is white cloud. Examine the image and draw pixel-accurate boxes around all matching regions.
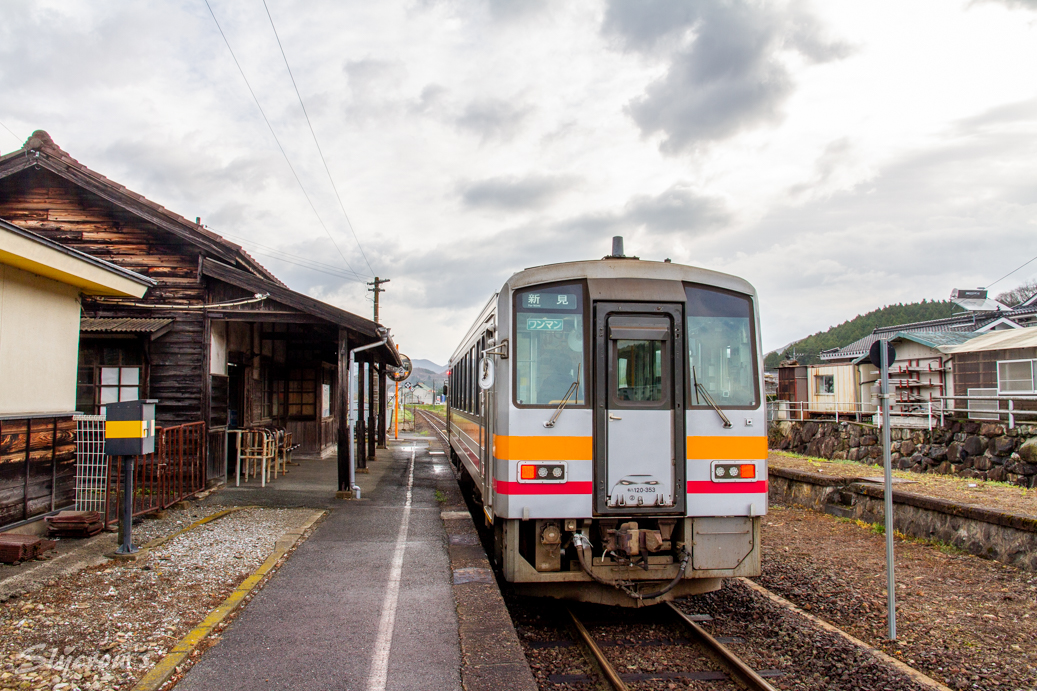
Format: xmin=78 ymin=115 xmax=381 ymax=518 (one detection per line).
xmin=1 ymin=0 xmax=1036 ymax=365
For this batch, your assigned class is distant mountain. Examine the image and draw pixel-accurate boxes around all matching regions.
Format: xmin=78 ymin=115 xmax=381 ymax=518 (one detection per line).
xmin=406 ymin=367 xmax=447 ymax=394
xmin=764 ymin=300 xmax=958 ymax=368
xmin=411 ymin=358 xmax=446 ymax=374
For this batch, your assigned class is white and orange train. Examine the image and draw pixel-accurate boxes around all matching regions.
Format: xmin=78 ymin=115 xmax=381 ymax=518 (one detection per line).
xmin=445 ymin=240 xmax=767 ymax=605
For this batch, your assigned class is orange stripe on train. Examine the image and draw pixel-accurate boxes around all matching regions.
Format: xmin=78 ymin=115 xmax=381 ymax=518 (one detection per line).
xmin=493 ymin=435 xmax=767 ymax=461
xmin=686 ymin=436 xmax=768 ymax=460
xmin=494 ymin=435 xmax=593 ymax=461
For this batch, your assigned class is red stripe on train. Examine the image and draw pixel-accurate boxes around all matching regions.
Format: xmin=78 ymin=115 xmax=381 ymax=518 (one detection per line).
xmin=492 ymin=480 xmax=768 ymax=495
xmin=494 ymin=480 xmax=593 ymax=495
xmin=687 ymin=480 xmax=768 ymax=494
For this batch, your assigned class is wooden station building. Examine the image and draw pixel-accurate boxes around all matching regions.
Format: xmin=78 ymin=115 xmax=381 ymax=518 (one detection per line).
xmin=0 ymin=131 xmax=399 ymax=489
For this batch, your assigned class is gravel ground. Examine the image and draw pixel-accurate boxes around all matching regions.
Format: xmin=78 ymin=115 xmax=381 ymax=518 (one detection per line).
xmin=510 ymin=588 xmax=931 ymax=691
xmin=676 ymin=581 xmax=929 ymax=691
xmin=769 ymin=452 xmax=1037 ymax=517
xmin=0 ymin=507 xmax=315 ymax=691
xmin=758 ymin=503 xmax=1037 ymax=691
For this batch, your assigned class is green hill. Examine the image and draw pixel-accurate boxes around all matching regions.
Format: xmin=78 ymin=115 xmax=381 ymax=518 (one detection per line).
xmin=764 ymin=300 xmax=958 ymax=368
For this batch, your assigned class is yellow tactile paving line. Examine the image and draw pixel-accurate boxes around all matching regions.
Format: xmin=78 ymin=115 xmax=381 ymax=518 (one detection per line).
xmin=131 ymin=509 xmax=327 ymax=691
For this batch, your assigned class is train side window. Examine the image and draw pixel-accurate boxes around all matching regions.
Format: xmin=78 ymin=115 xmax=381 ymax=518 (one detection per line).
xmin=514 ymin=282 xmax=587 ymax=407
xmin=472 ymin=344 xmax=480 ymax=415
xmin=685 ymin=284 xmax=759 ymax=408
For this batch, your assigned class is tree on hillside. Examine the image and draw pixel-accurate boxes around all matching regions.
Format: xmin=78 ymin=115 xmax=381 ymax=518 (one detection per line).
xmin=764 ymin=299 xmax=958 ymax=368
xmin=995 ymin=279 xmax=1037 ymax=307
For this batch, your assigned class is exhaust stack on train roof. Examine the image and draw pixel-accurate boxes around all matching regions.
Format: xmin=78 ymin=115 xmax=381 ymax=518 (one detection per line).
xmin=606 ymin=235 xmax=639 ymax=260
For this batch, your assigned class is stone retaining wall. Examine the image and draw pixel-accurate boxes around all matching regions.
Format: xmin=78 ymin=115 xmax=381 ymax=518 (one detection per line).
xmin=769 ymin=419 xmax=1037 ymax=488
xmin=769 ymin=467 xmax=1037 ymax=571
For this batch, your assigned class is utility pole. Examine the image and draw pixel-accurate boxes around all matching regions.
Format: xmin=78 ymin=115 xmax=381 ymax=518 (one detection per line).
xmin=368 ymin=277 xmax=390 ymax=323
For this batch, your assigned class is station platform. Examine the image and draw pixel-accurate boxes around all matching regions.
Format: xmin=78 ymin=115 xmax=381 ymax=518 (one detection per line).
xmin=179 ymin=435 xmax=535 ymax=691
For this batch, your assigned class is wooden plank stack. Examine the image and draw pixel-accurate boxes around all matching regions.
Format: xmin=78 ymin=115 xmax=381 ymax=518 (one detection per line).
xmin=0 ymin=533 xmax=57 ymax=563
xmin=45 ymin=510 xmax=104 ymax=538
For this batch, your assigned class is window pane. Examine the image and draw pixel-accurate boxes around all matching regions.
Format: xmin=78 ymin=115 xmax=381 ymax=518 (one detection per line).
xmin=615 ymin=340 xmax=663 ymax=401
xmin=999 ymin=361 xmax=1034 ymax=393
xmin=686 ymin=285 xmax=757 ymax=407
xmin=119 ymin=387 xmax=139 ymax=402
xmin=100 ymin=386 xmax=119 ymax=404
xmin=515 ymin=285 xmax=585 ymax=406
xmin=101 ymin=368 xmax=120 ymax=385
xmin=120 ymin=368 xmax=139 ymax=386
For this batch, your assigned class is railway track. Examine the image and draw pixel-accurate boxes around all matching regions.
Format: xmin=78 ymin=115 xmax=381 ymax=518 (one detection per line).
xmin=564 ymin=602 xmax=779 ymax=691
xmin=415 ymin=408 xmax=449 ymax=443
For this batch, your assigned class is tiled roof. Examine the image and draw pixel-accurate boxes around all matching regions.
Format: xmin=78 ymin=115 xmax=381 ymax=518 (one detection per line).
xmin=895 ymin=330 xmax=978 ymax=349
xmin=0 ymin=131 xmax=285 ymax=288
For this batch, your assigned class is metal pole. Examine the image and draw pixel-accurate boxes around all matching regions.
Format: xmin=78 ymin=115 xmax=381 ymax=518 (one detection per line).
xmin=395 ymin=380 xmax=399 ymax=440
xmin=880 ymin=339 xmax=896 ymax=640
xmin=116 ymin=456 xmax=137 ymax=554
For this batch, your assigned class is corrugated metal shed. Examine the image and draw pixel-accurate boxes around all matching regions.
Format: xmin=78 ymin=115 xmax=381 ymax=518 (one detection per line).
xmin=80 ymin=317 xmax=173 ymax=334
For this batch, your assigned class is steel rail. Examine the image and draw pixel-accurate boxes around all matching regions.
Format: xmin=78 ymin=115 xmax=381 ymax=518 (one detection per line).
xmin=667 ymin=602 xmax=778 ymax=691
xmin=566 ymin=607 xmax=630 ymax=691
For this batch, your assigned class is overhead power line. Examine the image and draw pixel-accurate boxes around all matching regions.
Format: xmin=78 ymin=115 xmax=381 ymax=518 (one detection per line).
xmin=203 ymin=0 xmax=369 ymax=280
xmin=0 ymin=120 xmax=21 ymax=146
xmin=261 ymin=0 xmax=376 ymax=277
xmin=986 ymin=251 xmax=1037 ymax=291
xmin=216 ymin=229 xmax=370 ymax=283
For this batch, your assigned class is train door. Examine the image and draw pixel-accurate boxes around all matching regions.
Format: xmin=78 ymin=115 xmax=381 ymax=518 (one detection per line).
xmin=593 ymin=302 xmax=685 ymax=515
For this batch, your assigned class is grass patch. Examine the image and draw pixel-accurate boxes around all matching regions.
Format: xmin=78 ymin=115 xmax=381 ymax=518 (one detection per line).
xmin=434 ymin=489 xmax=447 ymax=503
xmin=837 ymin=516 xmax=968 ymax=556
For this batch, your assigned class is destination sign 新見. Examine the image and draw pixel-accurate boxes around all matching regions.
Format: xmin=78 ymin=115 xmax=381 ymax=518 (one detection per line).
xmin=523 ymin=292 xmax=578 ymax=311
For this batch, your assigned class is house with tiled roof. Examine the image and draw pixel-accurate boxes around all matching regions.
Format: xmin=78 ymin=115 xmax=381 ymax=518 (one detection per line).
xmin=0 ymin=131 xmax=399 ymax=493
xmin=776 ymin=289 xmax=1037 ymax=424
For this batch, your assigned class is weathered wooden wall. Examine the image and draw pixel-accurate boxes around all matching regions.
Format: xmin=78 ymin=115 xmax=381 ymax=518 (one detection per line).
xmin=0 ymin=416 xmax=76 ymax=527
xmin=0 ymin=169 xmax=206 ymax=425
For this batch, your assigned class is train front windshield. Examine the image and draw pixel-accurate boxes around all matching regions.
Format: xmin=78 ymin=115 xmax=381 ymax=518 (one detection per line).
xmin=685 ymin=284 xmax=758 ymax=408
xmin=515 ymin=284 xmax=586 ymax=405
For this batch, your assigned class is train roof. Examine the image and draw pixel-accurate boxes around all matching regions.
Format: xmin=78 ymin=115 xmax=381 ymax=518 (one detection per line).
xmin=504 ymin=258 xmax=758 ymax=298
xmin=449 ymin=258 xmax=759 ymax=363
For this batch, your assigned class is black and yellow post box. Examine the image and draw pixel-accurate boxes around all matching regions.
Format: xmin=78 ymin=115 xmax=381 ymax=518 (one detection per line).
xmin=104 ymin=400 xmax=157 ymax=554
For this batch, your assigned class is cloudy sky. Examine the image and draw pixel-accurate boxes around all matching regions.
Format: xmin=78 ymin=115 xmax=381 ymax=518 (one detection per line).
xmin=2 ymin=0 xmax=1036 ymax=364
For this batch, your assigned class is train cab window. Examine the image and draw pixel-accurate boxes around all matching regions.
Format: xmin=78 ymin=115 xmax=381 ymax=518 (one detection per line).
xmin=685 ymin=284 xmax=758 ymax=408
xmin=514 ymin=282 xmax=587 ymax=407
xmin=614 ymin=340 xmax=664 ymax=403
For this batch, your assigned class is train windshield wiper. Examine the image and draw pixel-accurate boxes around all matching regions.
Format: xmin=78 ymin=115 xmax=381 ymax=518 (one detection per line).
xmin=544 ymin=364 xmax=581 ymax=429
xmin=692 ymin=366 xmax=732 ymax=429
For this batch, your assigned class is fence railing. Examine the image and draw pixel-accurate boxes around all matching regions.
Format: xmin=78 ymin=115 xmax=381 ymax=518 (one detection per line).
xmin=104 ymin=421 xmax=207 ymax=528
xmin=769 ymin=394 xmax=1037 ymax=431
xmin=932 ymin=395 xmax=1037 ymax=429
xmin=768 ymin=400 xmax=937 ymax=429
